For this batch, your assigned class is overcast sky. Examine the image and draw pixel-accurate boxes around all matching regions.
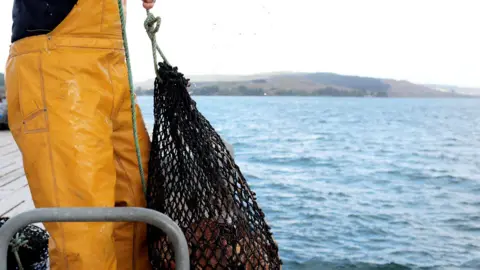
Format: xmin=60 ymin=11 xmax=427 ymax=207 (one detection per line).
xmin=0 ymin=0 xmax=479 ymax=87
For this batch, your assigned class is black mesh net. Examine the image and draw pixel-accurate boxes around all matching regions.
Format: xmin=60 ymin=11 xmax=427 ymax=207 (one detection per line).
xmin=146 ymin=62 xmax=282 ymax=269
xmin=0 ymin=217 xmax=49 ymax=270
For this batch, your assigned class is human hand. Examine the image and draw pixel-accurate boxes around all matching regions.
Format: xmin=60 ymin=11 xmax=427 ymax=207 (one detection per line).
xmin=143 ymin=0 xmax=155 ymax=10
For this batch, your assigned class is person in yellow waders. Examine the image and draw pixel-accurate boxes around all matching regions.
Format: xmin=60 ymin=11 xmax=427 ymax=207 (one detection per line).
xmin=5 ymin=0 xmax=156 ymax=269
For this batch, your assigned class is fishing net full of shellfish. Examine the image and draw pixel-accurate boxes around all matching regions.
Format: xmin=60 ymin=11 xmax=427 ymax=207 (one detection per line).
xmin=146 ymin=62 xmax=282 ymax=269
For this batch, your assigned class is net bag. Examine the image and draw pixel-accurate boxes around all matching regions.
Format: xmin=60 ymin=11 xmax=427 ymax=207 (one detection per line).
xmin=146 ymin=62 xmax=282 ymax=269
xmin=0 ymin=217 xmax=49 ymax=270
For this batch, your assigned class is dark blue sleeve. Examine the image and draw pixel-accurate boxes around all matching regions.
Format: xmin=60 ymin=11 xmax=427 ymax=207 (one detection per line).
xmin=11 ymin=0 xmax=79 ymax=43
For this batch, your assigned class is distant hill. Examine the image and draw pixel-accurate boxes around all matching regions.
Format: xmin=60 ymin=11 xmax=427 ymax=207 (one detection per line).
xmin=132 ymin=71 xmax=479 ymax=98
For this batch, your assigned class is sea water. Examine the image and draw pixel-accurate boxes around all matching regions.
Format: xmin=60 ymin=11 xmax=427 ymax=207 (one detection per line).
xmin=138 ymin=96 xmax=480 ymax=270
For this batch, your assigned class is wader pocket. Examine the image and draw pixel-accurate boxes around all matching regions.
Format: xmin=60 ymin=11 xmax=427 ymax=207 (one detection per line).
xmin=17 ymin=53 xmax=48 ymax=133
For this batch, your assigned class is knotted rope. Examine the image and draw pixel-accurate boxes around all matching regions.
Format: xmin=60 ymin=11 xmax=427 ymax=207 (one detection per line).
xmin=144 ymin=11 xmax=170 ymax=81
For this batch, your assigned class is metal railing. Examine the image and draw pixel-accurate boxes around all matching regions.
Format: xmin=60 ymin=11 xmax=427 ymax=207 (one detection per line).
xmin=0 ymin=207 xmax=190 ymax=270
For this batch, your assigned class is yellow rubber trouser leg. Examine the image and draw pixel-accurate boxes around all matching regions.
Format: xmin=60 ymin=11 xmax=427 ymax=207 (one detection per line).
xmin=109 ymin=50 xmax=152 ymax=270
xmin=6 ymin=45 xmax=118 ymax=270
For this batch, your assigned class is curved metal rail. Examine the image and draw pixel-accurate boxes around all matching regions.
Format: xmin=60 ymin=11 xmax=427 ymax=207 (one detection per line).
xmin=0 ymin=207 xmax=189 ymax=270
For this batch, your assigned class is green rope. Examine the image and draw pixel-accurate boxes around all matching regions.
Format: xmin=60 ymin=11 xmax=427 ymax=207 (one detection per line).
xmin=117 ymin=0 xmax=147 ymax=195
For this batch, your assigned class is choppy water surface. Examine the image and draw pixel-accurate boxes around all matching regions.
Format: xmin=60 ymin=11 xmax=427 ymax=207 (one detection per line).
xmin=139 ymin=96 xmax=480 ymax=270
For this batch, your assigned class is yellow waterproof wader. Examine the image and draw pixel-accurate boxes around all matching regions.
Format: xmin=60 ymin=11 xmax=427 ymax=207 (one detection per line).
xmin=5 ymin=0 xmax=151 ymax=269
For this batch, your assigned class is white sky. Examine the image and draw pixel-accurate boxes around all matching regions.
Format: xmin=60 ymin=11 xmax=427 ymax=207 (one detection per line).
xmin=0 ymin=0 xmax=479 ymax=87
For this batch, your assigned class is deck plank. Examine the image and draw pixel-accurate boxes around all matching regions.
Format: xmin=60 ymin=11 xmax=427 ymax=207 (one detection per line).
xmin=0 ymin=131 xmax=33 ymax=219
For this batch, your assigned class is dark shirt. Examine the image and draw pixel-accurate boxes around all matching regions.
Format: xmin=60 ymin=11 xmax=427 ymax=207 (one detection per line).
xmin=11 ymin=0 xmax=78 ymax=43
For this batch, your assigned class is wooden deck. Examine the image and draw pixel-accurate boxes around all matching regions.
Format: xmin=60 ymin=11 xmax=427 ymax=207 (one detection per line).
xmin=0 ymin=131 xmax=35 ymax=218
